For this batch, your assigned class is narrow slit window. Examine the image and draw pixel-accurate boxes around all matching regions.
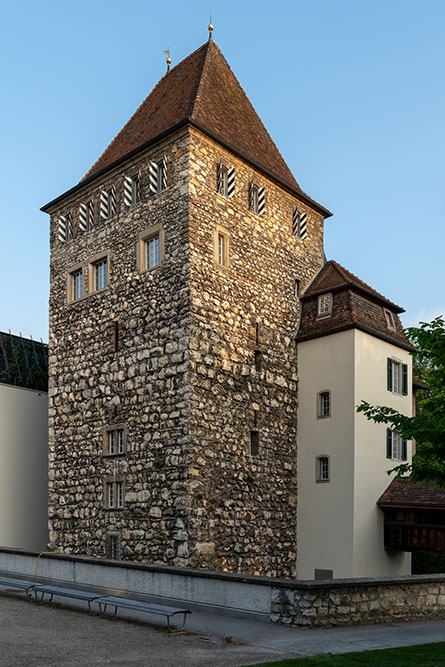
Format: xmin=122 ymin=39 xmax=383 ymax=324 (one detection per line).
xmin=250 ymin=430 xmax=259 ymax=456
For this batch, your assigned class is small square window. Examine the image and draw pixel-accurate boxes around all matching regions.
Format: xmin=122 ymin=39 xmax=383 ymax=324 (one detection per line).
xmin=317 ymin=293 xmax=332 ymax=318
xmin=318 ymin=391 xmax=331 ymax=418
xmin=316 ymin=456 xmax=330 ymax=482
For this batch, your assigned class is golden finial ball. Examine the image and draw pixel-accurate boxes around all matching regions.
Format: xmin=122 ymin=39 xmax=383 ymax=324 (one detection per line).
xmin=166 ymin=57 xmax=172 ymax=65
xmin=208 ymin=23 xmax=214 ymax=33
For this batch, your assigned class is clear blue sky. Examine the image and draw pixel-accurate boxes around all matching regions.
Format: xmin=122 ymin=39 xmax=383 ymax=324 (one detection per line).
xmin=0 ymin=0 xmax=443 ymax=342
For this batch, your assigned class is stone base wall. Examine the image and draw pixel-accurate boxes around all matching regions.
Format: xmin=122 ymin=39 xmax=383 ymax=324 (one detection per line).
xmin=1 ymin=548 xmax=445 ymax=628
xmin=271 ymin=578 xmax=445 ymax=627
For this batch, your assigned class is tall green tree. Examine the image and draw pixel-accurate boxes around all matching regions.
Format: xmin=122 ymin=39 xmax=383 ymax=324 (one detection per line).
xmin=357 ymin=317 xmax=445 ymax=486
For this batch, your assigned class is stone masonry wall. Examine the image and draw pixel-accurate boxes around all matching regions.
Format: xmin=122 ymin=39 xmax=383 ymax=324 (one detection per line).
xmin=48 ymin=129 xmax=194 ymax=565
xmin=48 ymin=125 xmax=326 ymax=575
xmin=271 ymin=577 xmax=445 ymax=627
xmin=185 ymin=128 xmax=325 ymax=577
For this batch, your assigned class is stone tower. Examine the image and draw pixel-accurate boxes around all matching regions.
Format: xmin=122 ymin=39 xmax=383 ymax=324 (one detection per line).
xmin=42 ymin=38 xmax=331 ymax=577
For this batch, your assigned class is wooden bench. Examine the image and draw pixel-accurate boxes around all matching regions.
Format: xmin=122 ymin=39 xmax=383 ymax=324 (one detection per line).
xmin=95 ymin=596 xmax=191 ymax=629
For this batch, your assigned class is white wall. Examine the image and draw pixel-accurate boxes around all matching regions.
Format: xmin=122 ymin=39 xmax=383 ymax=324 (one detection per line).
xmin=353 ymin=329 xmax=411 ymax=576
xmin=297 ymin=330 xmax=356 ymax=579
xmin=297 ymin=328 xmax=412 ymax=579
xmin=0 ymin=384 xmax=48 ymax=551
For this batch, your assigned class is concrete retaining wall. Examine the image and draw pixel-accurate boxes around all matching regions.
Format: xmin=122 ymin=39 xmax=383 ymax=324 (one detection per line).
xmin=0 ymin=547 xmax=444 ymax=626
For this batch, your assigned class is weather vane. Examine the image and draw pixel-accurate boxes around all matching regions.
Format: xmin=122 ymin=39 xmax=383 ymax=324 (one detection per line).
xmin=164 ymin=48 xmax=171 ymax=73
xmin=208 ymin=13 xmax=213 ymax=40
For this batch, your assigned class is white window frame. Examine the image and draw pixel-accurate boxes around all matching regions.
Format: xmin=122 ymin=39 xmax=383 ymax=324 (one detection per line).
xmin=388 ymin=357 xmax=408 ymax=395
xmin=88 ymin=254 xmax=109 ymax=293
xmin=137 ymin=224 xmax=164 ymax=273
xmin=317 ymin=390 xmax=331 ymax=418
xmin=316 ymin=455 xmax=330 ymax=483
xmin=213 ymin=226 xmax=230 ymax=268
xmin=317 ymin=293 xmax=333 ymax=318
xmin=105 ymin=480 xmax=124 ymax=509
xmin=387 ymin=430 xmax=407 ymax=462
xmin=67 ymin=266 xmax=84 ymax=303
xmin=104 ymin=425 xmax=126 ymax=456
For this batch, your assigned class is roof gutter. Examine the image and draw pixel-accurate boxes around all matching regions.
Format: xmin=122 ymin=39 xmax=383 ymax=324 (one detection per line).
xmin=41 ymin=119 xmax=333 ymax=219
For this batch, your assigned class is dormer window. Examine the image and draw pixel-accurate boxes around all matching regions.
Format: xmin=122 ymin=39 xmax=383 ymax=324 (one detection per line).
xmin=383 ymin=308 xmax=396 ymax=331
xmin=317 ymin=293 xmax=332 ymax=318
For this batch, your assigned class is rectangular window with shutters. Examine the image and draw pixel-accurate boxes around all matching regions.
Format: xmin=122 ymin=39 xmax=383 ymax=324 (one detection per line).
xmin=216 ymin=163 xmax=235 ymax=198
xmin=79 ymin=201 xmax=94 ymax=232
xmin=149 ymin=158 xmax=167 ymax=194
xmin=387 ymin=429 xmax=407 ymax=461
xmin=292 ymin=208 xmax=307 ymax=239
xmin=387 ymin=358 xmax=408 ymax=395
xmin=217 ymin=164 xmax=228 ymax=197
xmin=248 ymin=182 xmax=265 ymax=215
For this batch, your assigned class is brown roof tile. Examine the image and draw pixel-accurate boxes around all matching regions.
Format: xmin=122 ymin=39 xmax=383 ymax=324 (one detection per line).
xmin=378 ymin=477 xmax=445 ymax=508
xmin=303 ymin=261 xmax=403 ymax=311
xmin=81 ymin=39 xmax=301 ymax=192
xmin=297 ymin=261 xmax=414 ymax=351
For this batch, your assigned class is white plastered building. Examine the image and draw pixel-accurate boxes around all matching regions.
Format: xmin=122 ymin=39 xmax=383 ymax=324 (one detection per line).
xmin=296 ymin=261 xmax=413 ymax=579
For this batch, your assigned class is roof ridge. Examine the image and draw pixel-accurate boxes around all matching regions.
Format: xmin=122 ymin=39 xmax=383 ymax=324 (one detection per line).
xmin=191 ymin=40 xmax=301 ymax=191
xmin=189 ymin=39 xmax=212 ymax=117
xmin=81 ymin=42 xmax=210 ymax=183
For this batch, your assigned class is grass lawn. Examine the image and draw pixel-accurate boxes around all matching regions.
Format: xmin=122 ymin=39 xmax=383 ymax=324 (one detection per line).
xmin=246 ymin=642 xmax=445 ymax=666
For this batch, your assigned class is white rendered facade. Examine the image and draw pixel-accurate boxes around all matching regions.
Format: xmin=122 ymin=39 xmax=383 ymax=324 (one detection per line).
xmin=296 ymin=328 xmax=412 ymax=579
xmin=0 ymin=383 xmax=48 ymax=551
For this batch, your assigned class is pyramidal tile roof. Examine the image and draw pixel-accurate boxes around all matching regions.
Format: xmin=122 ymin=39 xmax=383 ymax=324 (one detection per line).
xmin=81 ymin=39 xmax=301 ymax=193
xmin=297 ymin=260 xmax=415 ymax=351
xmin=302 ymin=260 xmax=403 ymax=311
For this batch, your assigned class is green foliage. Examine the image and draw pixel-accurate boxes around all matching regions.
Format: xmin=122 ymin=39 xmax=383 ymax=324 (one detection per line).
xmin=357 ymin=317 xmax=445 ymax=485
xmin=246 ymin=642 xmax=445 ymax=665
xmin=412 ymin=550 xmax=445 ymax=574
